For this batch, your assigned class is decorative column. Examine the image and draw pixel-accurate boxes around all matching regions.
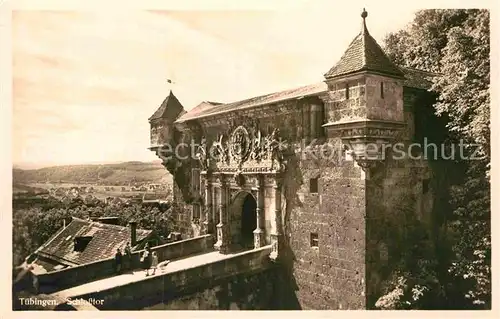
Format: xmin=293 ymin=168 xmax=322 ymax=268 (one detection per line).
xmin=270 ymin=178 xmax=283 ymax=261
xmin=214 ymin=177 xmax=230 ymax=253
xmin=211 ymin=179 xmax=217 ymax=230
xmin=253 ymin=176 xmax=265 ymax=248
xmin=202 ymin=176 xmax=213 ymax=235
xmin=310 ymin=103 xmax=321 ymax=140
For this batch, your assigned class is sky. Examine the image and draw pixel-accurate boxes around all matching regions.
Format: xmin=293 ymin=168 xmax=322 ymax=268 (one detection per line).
xmin=11 ymin=2 xmax=423 ymax=168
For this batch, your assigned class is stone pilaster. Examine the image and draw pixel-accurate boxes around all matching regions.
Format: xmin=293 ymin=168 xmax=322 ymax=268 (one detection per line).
xmin=214 ymin=177 xmax=230 ymax=253
xmin=253 ymin=176 xmax=265 ymax=248
xmin=270 ymin=179 xmax=283 ymax=262
xmin=202 ymin=176 xmax=213 ymax=235
xmin=310 ymin=103 xmax=322 ymax=140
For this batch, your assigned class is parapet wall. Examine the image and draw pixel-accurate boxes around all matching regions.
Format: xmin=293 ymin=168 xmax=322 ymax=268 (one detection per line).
xmin=71 ymin=246 xmax=273 ymax=310
xmin=35 ymin=235 xmax=214 ymax=294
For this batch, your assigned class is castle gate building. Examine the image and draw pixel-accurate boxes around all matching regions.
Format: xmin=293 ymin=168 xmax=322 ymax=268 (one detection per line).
xmin=148 ymin=10 xmax=439 ymax=309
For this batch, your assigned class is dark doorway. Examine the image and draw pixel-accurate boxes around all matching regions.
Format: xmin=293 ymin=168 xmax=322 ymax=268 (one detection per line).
xmin=240 ymin=194 xmax=257 ymax=248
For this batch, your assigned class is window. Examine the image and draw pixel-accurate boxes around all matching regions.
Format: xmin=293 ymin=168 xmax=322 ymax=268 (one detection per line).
xmin=423 ymin=179 xmax=430 ymax=194
xmin=345 ymin=83 xmax=350 ymax=99
xmin=310 ymin=233 xmax=319 ymax=248
xmin=380 ymin=82 xmax=384 ymax=99
xmin=309 ymin=177 xmax=319 ymax=194
xmin=192 ymin=205 xmax=201 ymax=220
xmin=192 ymin=169 xmax=200 ymax=193
xmin=74 ymin=236 xmax=92 ymax=252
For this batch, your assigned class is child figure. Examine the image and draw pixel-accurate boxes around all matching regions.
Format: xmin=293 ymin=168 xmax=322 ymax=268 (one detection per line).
xmin=142 ymin=243 xmax=152 ymax=276
xmin=151 ymin=252 xmax=159 ymax=275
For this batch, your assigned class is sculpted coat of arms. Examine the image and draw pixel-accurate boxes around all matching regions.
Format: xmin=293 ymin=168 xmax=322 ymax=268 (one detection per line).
xmin=206 ymin=120 xmax=287 ymax=172
xmin=229 ymin=126 xmax=251 ymax=165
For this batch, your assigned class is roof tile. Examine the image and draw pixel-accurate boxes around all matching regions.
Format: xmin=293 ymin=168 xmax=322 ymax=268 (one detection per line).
xmin=324 ymin=11 xmax=403 ymax=79
xmin=148 ymin=91 xmax=185 ymax=122
xmin=176 ymin=82 xmax=326 ymax=123
xmin=37 ymin=218 xmax=152 ymax=268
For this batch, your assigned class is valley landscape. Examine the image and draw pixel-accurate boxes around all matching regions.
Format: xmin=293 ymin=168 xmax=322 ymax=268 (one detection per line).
xmin=13 ymin=161 xmax=173 ymax=201
xmin=11 ymin=161 xmax=181 ymax=268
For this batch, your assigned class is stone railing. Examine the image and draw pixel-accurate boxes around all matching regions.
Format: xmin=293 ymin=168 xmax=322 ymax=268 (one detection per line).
xmin=35 ymin=235 xmax=214 ymax=294
xmin=70 ymin=245 xmax=273 ymax=310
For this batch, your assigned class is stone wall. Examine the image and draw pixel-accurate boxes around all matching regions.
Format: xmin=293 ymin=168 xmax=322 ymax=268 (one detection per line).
xmin=362 ymin=87 xmax=449 ymax=308
xmin=324 ymin=76 xmax=367 ymax=123
xmin=364 ymin=157 xmax=432 ymax=308
xmin=365 ymin=74 xmax=404 ymax=122
xmin=283 ymin=144 xmax=366 ymax=310
xmin=71 ymin=246 xmax=274 ymax=310
xmin=144 ymin=267 xmax=282 ymax=310
xmin=35 ymin=235 xmax=213 ymax=294
xmin=150 ymin=119 xmax=173 ymax=148
xmin=172 ymin=183 xmax=195 ymax=236
xmin=323 ymin=74 xmax=404 ymax=124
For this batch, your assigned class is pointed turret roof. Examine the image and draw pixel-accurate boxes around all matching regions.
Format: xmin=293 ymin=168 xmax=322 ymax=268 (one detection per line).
xmin=148 ymin=90 xmax=185 ymax=122
xmin=324 ymin=9 xmax=404 ymax=79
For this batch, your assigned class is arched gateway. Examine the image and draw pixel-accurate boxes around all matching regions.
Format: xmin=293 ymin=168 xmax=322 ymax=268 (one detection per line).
xmin=195 ymin=121 xmax=286 ymax=259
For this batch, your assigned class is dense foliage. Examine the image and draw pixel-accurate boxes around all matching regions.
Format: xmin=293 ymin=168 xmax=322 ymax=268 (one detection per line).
xmin=377 ymin=9 xmax=490 ymax=309
xmin=385 ymin=9 xmax=490 ymax=162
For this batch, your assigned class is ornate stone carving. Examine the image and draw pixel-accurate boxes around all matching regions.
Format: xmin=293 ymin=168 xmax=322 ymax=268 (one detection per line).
xmin=211 ymin=134 xmax=228 ymax=165
xmin=356 ymin=158 xmax=383 ymax=171
xmin=209 ymin=124 xmax=289 ymax=173
xmin=229 ymin=126 xmax=251 ymax=166
xmin=270 ymin=234 xmax=281 ymax=262
xmin=233 ymin=170 xmax=245 ymax=187
xmin=265 ymin=128 xmax=286 ymax=171
xmin=201 ymin=206 xmax=211 ymax=234
xmin=195 ymin=136 xmax=208 ymax=170
xmin=253 ymin=228 xmax=264 ymax=248
xmin=229 ymin=188 xmax=240 ymax=201
xmin=250 ymin=128 xmax=263 ymax=161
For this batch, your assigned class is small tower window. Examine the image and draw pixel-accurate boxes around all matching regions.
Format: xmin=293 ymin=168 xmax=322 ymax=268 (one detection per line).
xmin=310 ymin=233 xmax=319 ymax=248
xmin=309 ymin=177 xmax=319 ymax=194
xmin=345 ymin=83 xmax=350 ymax=99
xmin=423 ymin=179 xmax=430 ymax=194
xmin=380 ymin=82 xmax=384 ymax=99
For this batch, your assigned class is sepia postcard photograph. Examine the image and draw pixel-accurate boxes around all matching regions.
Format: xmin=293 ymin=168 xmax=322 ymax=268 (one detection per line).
xmin=2 ymin=0 xmax=496 ymax=315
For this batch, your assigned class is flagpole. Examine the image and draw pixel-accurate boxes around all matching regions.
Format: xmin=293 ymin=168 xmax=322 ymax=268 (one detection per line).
xmin=166 ymin=78 xmax=176 ymax=93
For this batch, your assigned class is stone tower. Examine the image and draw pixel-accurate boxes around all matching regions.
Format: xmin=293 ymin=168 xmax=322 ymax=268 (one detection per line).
xmin=308 ymin=9 xmax=432 ymax=308
xmin=148 ymin=90 xmax=190 ymax=204
xmin=320 ymin=8 xmax=406 ymax=169
xmin=148 ymin=90 xmax=185 ymax=154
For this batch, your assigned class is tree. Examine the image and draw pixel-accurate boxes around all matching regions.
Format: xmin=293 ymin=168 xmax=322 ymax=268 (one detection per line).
xmin=383 ymin=9 xmax=490 ymax=309
xmin=385 ymin=9 xmax=490 ymax=162
xmin=13 ymin=195 xmax=180 ymax=267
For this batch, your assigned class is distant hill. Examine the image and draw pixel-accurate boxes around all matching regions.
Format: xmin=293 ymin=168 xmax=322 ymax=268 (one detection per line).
xmin=12 ymin=161 xmax=173 ymax=185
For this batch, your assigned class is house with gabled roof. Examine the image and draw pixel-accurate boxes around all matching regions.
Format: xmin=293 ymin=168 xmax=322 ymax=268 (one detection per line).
xmin=27 ymin=217 xmax=155 ymax=274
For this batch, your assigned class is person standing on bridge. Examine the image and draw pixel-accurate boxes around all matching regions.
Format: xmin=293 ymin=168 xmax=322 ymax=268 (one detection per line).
xmin=123 ymin=242 xmax=132 ymax=271
xmin=143 ymin=243 xmax=153 ymax=276
xmin=114 ymin=248 xmax=122 ymax=274
xmin=151 ymin=252 xmax=158 ymax=275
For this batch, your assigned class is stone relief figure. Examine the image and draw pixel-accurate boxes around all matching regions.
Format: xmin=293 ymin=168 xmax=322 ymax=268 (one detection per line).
xmin=195 ymin=136 xmax=207 ymax=169
xmin=212 ymin=134 xmax=228 ymax=165
xmin=266 ymin=128 xmax=285 ymax=171
xmin=233 ymin=169 xmax=245 ymax=187
xmin=250 ymin=129 xmax=262 ymax=161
